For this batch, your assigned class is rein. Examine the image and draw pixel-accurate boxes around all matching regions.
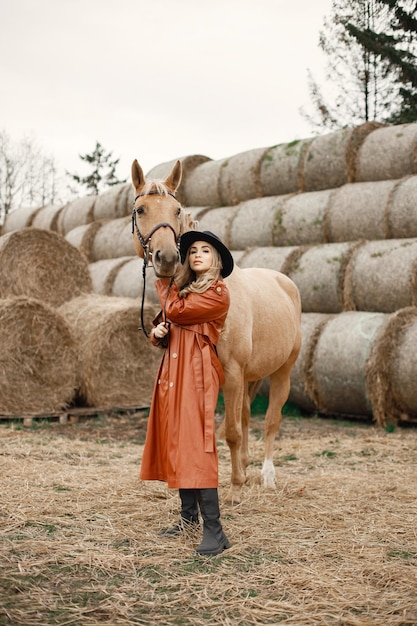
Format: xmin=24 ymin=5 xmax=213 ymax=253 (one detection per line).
xmin=131 ymin=189 xmax=180 ymax=338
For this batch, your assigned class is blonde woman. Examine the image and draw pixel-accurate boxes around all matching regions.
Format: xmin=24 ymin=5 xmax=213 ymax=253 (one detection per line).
xmin=140 ymin=231 xmax=234 ymax=556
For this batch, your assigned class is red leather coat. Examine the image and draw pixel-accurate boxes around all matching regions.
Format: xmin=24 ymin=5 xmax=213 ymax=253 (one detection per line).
xmin=140 ymin=278 xmax=230 ymax=488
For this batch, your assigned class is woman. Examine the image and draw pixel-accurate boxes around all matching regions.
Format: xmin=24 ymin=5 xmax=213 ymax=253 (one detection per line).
xmin=140 ymin=230 xmax=234 ymax=556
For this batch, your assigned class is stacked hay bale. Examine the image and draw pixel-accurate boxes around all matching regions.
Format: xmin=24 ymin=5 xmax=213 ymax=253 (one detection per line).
xmin=2 ymin=122 xmax=417 ymax=424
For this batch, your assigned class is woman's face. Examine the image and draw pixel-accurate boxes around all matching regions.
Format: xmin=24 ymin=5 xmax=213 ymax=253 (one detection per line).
xmin=188 ymin=241 xmax=214 ymax=276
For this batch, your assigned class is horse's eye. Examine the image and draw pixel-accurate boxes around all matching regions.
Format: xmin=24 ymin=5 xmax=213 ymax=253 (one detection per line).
xmin=176 ymin=207 xmax=181 ymax=217
xmin=136 ymin=206 xmax=145 ymax=216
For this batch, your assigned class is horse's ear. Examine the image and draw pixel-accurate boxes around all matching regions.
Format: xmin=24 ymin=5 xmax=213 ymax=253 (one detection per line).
xmin=164 ymin=160 xmax=182 ymax=193
xmin=131 ymin=159 xmax=145 ymax=193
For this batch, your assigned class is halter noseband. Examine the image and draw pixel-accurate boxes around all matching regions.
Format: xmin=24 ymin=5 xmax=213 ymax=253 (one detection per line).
xmin=131 ymin=188 xmax=181 ymax=338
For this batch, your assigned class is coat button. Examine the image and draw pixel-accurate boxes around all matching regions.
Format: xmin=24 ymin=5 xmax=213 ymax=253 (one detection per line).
xmin=172 ymin=353 xmax=178 ymax=359
xmin=169 ymin=382 xmax=174 ymax=388
xmin=216 ymin=286 xmax=221 ymax=293
xmin=158 ymin=379 xmax=161 ymax=384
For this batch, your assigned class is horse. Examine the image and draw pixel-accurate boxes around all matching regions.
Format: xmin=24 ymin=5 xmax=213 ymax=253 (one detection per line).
xmin=131 ymin=158 xmax=302 ymax=504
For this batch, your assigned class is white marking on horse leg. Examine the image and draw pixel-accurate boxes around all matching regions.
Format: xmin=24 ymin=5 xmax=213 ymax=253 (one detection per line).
xmin=261 ymin=459 xmax=276 ymax=489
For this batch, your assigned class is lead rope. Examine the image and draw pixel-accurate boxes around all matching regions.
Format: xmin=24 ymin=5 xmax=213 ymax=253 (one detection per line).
xmin=132 ymin=206 xmax=178 ymax=338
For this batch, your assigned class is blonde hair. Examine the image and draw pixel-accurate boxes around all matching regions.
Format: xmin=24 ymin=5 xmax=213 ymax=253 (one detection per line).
xmin=176 ymin=243 xmax=223 ymax=297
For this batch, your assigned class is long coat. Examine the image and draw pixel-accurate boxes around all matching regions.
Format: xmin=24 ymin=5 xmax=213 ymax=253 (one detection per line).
xmin=139 ymin=278 xmax=230 ymax=489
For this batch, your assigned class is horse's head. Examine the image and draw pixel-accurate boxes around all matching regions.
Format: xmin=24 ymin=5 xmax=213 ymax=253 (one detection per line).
xmin=131 ymin=159 xmax=183 ymax=277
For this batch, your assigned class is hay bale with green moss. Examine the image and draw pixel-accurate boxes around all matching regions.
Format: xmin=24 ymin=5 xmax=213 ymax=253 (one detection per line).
xmin=301 ymin=128 xmax=353 ymax=192
xmin=146 ymin=155 xmax=211 ymax=207
xmin=288 ymin=242 xmax=356 ymax=313
xmin=344 ymin=238 xmax=417 ymax=313
xmin=356 ymin=123 xmax=417 ymax=182
xmin=259 ymin=138 xmax=312 ymax=197
xmin=311 ymin=311 xmax=387 ymax=417
xmin=230 ymin=197 xmax=287 ymax=249
xmin=238 ymin=246 xmax=298 ymax=272
xmin=181 ymin=159 xmax=226 ymax=207
xmin=2 ymin=206 xmax=42 ymax=233
xmin=327 ymin=179 xmax=397 ymax=242
xmin=197 ymin=206 xmax=238 ymax=247
xmin=59 ymin=294 xmax=160 ymax=407
xmin=57 ymin=196 xmax=96 ymax=235
xmin=0 ymin=297 xmax=78 ymax=414
xmin=31 ymin=204 xmax=64 ymax=231
xmin=218 ymin=147 xmax=268 ymax=206
xmin=273 ymin=190 xmax=332 ymax=246
xmin=289 ymin=312 xmax=334 ymax=412
xmin=93 ymin=184 xmax=128 ymax=221
xmin=0 ymin=228 xmax=92 ymax=307
xmin=388 ymin=175 xmax=417 ymax=238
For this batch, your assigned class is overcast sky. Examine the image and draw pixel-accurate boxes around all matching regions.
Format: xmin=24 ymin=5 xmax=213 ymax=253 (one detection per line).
xmin=1 ymin=0 xmax=333 ymax=182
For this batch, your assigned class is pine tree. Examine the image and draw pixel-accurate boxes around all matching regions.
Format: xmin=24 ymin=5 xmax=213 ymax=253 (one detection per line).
xmin=67 ymin=141 xmax=126 ymax=195
xmin=301 ymin=0 xmax=417 ymax=131
xmin=346 ymin=0 xmax=417 ymax=123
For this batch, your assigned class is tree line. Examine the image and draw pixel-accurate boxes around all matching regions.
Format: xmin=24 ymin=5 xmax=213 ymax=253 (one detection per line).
xmin=1 ymin=0 xmax=415 ymax=227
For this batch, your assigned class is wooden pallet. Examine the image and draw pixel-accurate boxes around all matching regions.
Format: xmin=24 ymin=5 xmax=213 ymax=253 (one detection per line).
xmin=0 ymin=405 xmax=150 ymax=427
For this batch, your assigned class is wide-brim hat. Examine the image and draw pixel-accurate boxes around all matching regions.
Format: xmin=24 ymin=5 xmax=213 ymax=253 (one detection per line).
xmin=179 ymin=230 xmax=234 ymax=278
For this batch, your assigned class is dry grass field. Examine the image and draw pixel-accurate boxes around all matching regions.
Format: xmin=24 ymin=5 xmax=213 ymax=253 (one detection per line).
xmin=1 ymin=406 xmax=417 ymax=626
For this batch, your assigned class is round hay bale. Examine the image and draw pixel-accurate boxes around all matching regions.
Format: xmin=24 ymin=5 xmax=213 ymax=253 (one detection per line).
xmin=93 ymin=184 xmax=128 ymax=221
xmin=118 ymin=219 xmax=137 ymax=257
xmin=356 ymin=122 xmax=417 ymax=182
xmin=181 ymin=159 xmax=225 ymax=207
xmin=238 ymin=246 xmax=298 ymax=272
xmin=289 ymin=312 xmax=334 ymax=412
xmin=301 ymin=127 xmax=353 ymax=192
xmin=366 ymin=307 xmax=417 ymax=426
xmin=218 ymin=147 xmax=268 ymax=206
xmin=273 ymin=190 xmax=333 ymax=246
xmin=111 ymin=258 xmax=159 ymax=303
xmin=259 ymin=138 xmax=312 ymax=197
xmin=2 ymin=205 xmax=42 ymax=233
xmin=388 ymin=175 xmax=417 ymax=238
xmin=58 ymin=294 xmax=161 ymax=407
xmin=197 ymin=206 xmax=238 ymax=247
xmin=0 ymin=228 xmax=92 ymax=307
xmin=0 ymin=296 xmax=78 ymax=414
xmin=117 ymin=183 xmax=135 ymax=217
xmin=146 ymin=155 xmax=211 ymax=207
xmin=326 ymin=179 xmax=396 ymax=242
xmin=31 ymin=204 xmax=64 ymax=231
xmin=57 ymin=195 xmax=96 ymax=235
xmin=65 ymin=221 xmax=105 ymax=261
xmin=288 ymin=242 xmax=356 ymax=313
xmin=90 ymin=216 xmax=131 ymax=261
xmin=229 ymin=197 xmax=286 ymax=249
xmin=89 ymin=257 xmax=133 ymax=295
xmin=344 ymin=238 xmax=417 ymax=313
xmin=312 ymin=311 xmax=387 ymax=417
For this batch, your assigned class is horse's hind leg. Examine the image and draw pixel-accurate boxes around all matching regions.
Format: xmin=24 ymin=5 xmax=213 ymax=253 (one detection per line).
xmin=261 ymin=363 xmax=293 ymax=489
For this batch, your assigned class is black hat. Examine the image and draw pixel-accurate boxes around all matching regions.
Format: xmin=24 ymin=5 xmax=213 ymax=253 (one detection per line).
xmin=179 ymin=230 xmax=234 ymax=278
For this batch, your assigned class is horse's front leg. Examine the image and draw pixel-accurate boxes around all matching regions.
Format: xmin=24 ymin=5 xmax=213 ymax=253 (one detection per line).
xmin=222 ymin=369 xmax=246 ymax=504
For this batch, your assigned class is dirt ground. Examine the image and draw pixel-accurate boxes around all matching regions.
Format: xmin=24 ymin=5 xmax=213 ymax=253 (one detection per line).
xmin=1 ymin=409 xmax=417 ymax=625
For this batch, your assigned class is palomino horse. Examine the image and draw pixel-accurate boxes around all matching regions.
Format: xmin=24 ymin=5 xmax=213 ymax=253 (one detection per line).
xmin=132 ymin=159 xmax=302 ymax=503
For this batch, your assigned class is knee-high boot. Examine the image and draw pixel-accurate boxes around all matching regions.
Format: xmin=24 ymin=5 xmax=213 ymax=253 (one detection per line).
xmin=159 ymin=489 xmax=199 ymax=537
xmin=195 ymin=488 xmax=231 ymax=556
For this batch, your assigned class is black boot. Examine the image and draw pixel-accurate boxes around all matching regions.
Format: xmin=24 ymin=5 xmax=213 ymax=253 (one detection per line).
xmin=195 ymin=488 xmax=231 ymax=556
xmin=159 ymin=489 xmax=199 ymax=537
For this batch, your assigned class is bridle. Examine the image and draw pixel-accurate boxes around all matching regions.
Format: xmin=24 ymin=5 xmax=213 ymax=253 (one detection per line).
xmin=131 ymin=189 xmax=181 ymax=338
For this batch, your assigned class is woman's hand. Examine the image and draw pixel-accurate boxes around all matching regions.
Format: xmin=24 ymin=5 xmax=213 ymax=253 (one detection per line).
xmin=153 ymin=322 xmax=170 ymax=340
